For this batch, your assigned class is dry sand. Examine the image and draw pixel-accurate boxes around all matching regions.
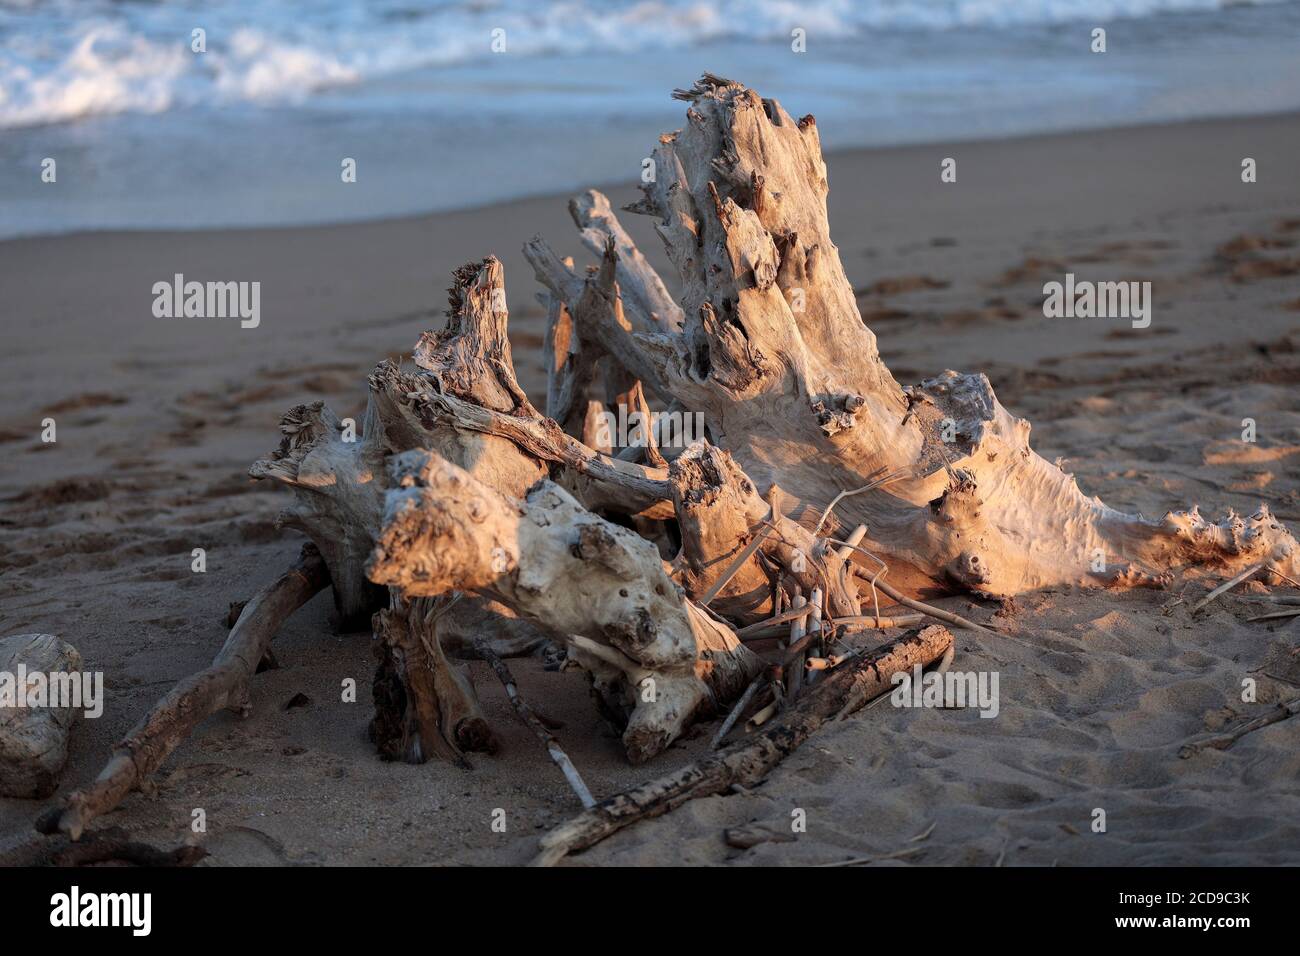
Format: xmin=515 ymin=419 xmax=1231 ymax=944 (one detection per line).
xmin=2 ymin=112 xmax=1299 ymax=866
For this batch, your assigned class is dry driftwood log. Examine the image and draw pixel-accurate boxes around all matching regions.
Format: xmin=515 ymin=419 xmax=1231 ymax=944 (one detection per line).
xmin=1 ymin=827 xmax=208 ymax=867
xmin=534 ymin=624 xmax=954 ymax=865
xmin=0 ymin=633 xmax=84 ymax=798
xmin=46 ymin=544 xmax=328 ymax=840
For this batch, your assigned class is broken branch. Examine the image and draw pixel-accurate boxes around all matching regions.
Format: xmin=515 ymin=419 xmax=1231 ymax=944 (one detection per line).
xmin=47 ymin=544 xmax=328 ymax=840
xmin=1178 ymin=697 xmax=1300 ymax=757
xmin=533 ymin=624 xmax=953 ymax=865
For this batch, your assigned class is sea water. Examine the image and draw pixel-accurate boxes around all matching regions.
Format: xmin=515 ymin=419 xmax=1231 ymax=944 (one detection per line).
xmin=1 ymin=0 xmax=1298 ymax=238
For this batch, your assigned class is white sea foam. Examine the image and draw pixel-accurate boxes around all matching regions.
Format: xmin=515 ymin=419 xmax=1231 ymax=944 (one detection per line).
xmin=0 ymin=0 xmax=1288 ymax=129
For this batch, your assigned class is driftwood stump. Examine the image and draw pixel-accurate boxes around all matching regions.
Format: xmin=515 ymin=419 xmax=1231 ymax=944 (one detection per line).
xmin=47 ymin=74 xmax=1300 ymax=847
xmin=237 ymin=73 xmax=1299 ymax=763
xmin=525 ymin=73 xmax=1300 ymax=596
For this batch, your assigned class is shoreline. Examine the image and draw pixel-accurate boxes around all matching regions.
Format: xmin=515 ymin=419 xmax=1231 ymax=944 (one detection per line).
xmin=6 ymin=108 xmax=1300 ymax=246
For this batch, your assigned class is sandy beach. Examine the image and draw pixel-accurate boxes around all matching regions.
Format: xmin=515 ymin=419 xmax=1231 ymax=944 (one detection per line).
xmin=2 ymin=111 xmax=1299 ymax=866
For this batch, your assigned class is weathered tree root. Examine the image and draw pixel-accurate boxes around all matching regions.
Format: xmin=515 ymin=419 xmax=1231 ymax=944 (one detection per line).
xmin=52 ymin=72 xmax=1300 ymax=857
xmin=370 ymin=594 xmax=497 ymax=765
xmin=670 ymin=442 xmax=860 ymax=623
xmin=249 ymin=257 xmax=668 ymax=633
xmin=250 ymin=405 xmax=387 ymax=630
xmin=367 ymin=448 xmax=764 ymax=763
xmin=42 ymin=544 xmax=328 ymax=840
xmin=533 ymin=624 xmax=953 ymax=865
xmin=370 ymin=259 xmax=673 ymax=519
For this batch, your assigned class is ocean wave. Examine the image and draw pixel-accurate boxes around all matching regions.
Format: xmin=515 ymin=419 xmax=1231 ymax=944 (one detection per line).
xmin=0 ymin=0 xmax=1288 ymax=129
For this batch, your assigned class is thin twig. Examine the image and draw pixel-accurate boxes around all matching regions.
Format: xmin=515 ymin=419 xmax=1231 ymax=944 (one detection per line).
xmin=473 ymin=640 xmax=595 ymax=808
xmin=838 ymin=683 xmax=893 ymax=721
xmin=699 ymin=507 xmax=776 ymax=607
xmin=834 ymin=540 xmax=1005 ymax=638
xmin=867 ymin=574 xmax=999 ymax=636
xmin=828 ymin=535 xmax=889 ymax=623
xmin=786 ymin=594 xmax=808 ymax=699
xmin=736 ymin=604 xmax=814 ymax=639
xmin=780 ymin=629 xmax=820 ymax=668
xmin=818 ymin=846 xmax=925 ymax=867
xmin=804 ymin=587 xmax=825 ymax=688
xmin=738 ymin=614 xmax=921 ymax=642
xmin=909 ymin=821 xmax=938 ymax=842
xmin=835 ymin=613 xmax=926 ymax=631
xmin=1246 ymin=608 xmax=1300 ymax=623
xmin=1271 ymin=569 xmax=1300 ymax=589
xmin=1190 ymin=563 xmax=1264 ymax=615
xmin=711 ymin=671 xmax=766 ymax=749
xmin=812 ymin=470 xmax=912 ymax=537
